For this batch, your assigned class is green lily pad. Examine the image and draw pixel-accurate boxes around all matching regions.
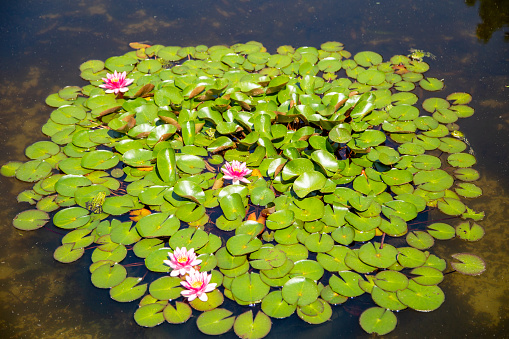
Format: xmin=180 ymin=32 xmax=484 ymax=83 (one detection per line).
xmin=53 ymin=207 xmax=91 ymax=229
xmin=196 ymin=308 xmax=236 ymax=335
xmin=81 ymin=150 xmax=119 ymax=170
xmin=149 ymin=276 xmax=183 ymax=300
xmin=354 ymin=51 xmax=383 ymax=67
xmin=282 ymin=276 xmax=320 ymax=306
xmin=410 ymin=266 xmax=444 ymax=286
xmin=134 ymin=303 xmax=166 ymax=327
xmin=25 ymin=141 xmax=60 ymax=160
xmin=329 ymin=271 xmax=364 ymax=297
xmin=234 ymin=311 xmax=272 ymax=339
xmin=110 ymin=277 xmax=148 ymax=302
xmin=455 ymin=182 xmax=482 ymax=198
xmin=297 ymin=299 xmax=332 ymax=324
xmin=189 ymin=289 xmax=224 ymax=311
xmin=450 ymin=253 xmax=486 ymax=275
xmin=396 ymin=280 xmax=445 ymax=311
xmin=227 ymin=234 xmax=263 ymax=256
xmin=413 ymin=169 xmax=453 ymax=192
xmin=371 ymin=287 xmax=407 ymax=311
xmin=358 ymin=242 xmax=398 ymax=268
xmin=13 ymin=209 xmax=50 ymax=231
xmin=53 ymin=243 xmax=84 ymax=263
xmin=232 ymin=273 xmax=270 ymax=303
xmin=266 ymin=210 xmax=294 ymax=230
xmin=426 ymin=222 xmax=456 ymax=240
xmin=447 ymin=152 xmax=476 ymax=168
xmin=455 ymin=221 xmax=484 ymax=241
xmin=136 ymin=212 xmax=180 ymax=238
xmin=15 ymin=160 xmax=52 ymax=183
xmin=91 ymin=263 xmax=127 ymax=289
xmin=163 ymin=302 xmax=192 ymax=324
xmin=359 ymin=307 xmax=397 ymax=336
xmin=374 ymin=270 xmax=409 ymax=292
xmin=220 ymin=193 xmax=245 ymax=221
xmin=419 ymin=77 xmax=444 ymax=91
xmin=261 ymin=291 xmax=296 ymax=318
xmin=406 ymin=231 xmax=435 ymax=250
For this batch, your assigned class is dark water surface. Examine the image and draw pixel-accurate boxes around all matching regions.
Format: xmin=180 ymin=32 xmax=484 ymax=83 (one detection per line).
xmin=1 ymin=0 xmax=508 ymax=338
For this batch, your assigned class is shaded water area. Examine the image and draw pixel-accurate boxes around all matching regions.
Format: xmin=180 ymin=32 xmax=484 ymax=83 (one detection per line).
xmin=0 ymin=0 xmax=508 ymax=337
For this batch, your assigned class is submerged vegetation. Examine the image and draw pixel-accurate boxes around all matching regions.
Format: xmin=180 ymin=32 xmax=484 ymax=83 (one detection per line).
xmin=1 ymin=41 xmax=486 ymax=337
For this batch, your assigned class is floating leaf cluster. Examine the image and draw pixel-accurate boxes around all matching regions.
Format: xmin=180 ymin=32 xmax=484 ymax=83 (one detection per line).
xmin=1 ymin=41 xmax=486 ymax=337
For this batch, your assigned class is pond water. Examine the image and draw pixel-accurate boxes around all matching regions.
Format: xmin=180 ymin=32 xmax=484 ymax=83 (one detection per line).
xmin=0 ymin=0 xmax=508 ymax=338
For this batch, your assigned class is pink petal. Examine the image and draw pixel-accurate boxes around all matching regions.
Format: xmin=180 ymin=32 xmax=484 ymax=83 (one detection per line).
xmin=198 ymin=292 xmax=208 ymax=302
xmin=204 ymin=283 xmax=216 ymax=293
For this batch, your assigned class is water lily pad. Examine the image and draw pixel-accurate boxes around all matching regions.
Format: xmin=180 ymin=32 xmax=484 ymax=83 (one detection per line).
xmin=455 ymin=182 xmax=482 ymax=198
xmin=406 ymin=231 xmax=435 ymax=250
xmin=232 ymin=273 xmax=270 ymax=303
xmin=266 ymin=210 xmax=294 ymax=230
xmin=196 ymin=308 xmax=235 ymax=335
xmin=102 ymin=195 xmax=136 ymax=215
xmin=163 ymin=302 xmax=192 ymax=324
xmin=359 ymin=307 xmax=397 ymax=336
xmin=371 ymin=287 xmax=407 ymax=311
xmin=396 ymin=280 xmax=444 ymax=311
xmin=426 ymin=222 xmax=456 ymax=240
xmin=13 ymin=209 xmax=50 ymax=231
xmin=419 ymin=78 xmax=444 ymax=91
xmin=81 ymin=150 xmax=119 ymax=170
xmin=110 ymin=277 xmax=147 ymax=302
xmin=354 ymin=51 xmax=383 ymax=67
xmin=410 ymin=266 xmax=444 ymax=285
xmin=53 ymin=243 xmax=84 ymax=263
xmin=16 ymin=160 xmax=52 ymax=183
xmin=25 ymin=141 xmax=61 ymax=160
xmin=91 ymin=263 xmax=127 ymax=288
xmin=447 ymin=152 xmax=476 ymax=168
xmin=261 ymin=290 xmax=296 ymax=319
xmin=149 ymin=276 xmax=183 ymax=300
xmin=220 ymin=193 xmax=245 ymax=221
xmin=134 ymin=303 xmax=166 ymax=327
xmin=413 ymin=169 xmax=453 ymax=192
xmin=455 ymin=221 xmax=484 ymax=241
xmin=282 ymin=276 xmax=320 ymax=306
xmin=297 ymin=298 xmax=332 ymax=324
xmin=374 ymin=270 xmax=409 ymax=292
xmin=53 ymin=206 xmax=90 ymax=229
xmin=397 ymin=247 xmax=427 ymax=268
xmin=136 ymin=212 xmax=180 ymax=238
xmin=227 ymin=234 xmax=263 ymax=256
xmin=358 ymin=242 xmax=398 ymax=268
xmin=454 ymin=168 xmax=480 ymax=181
xmin=234 ymin=311 xmax=272 ymax=339
xmin=450 ymin=253 xmax=486 ymax=275
xmin=329 ymin=271 xmax=364 ymax=297
xmin=169 ymin=227 xmax=209 ymax=251
xmin=250 ymin=186 xmax=275 ymax=205
xmin=145 ymin=247 xmax=172 ymax=273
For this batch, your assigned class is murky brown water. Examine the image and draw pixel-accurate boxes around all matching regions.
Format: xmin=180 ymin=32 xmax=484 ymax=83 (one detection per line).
xmin=0 ymin=0 xmax=508 ymax=337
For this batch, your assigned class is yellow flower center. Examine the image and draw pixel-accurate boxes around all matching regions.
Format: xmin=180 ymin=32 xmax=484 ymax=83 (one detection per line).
xmin=177 ymin=256 xmax=188 ymax=263
xmin=111 ymin=78 xmax=119 ymax=83
xmin=191 ymin=281 xmax=203 ymax=289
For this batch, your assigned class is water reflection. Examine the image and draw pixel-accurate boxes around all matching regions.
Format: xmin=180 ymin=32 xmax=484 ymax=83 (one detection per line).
xmin=466 ymin=0 xmax=509 ymax=42
xmin=1 ymin=0 xmax=509 ymax=338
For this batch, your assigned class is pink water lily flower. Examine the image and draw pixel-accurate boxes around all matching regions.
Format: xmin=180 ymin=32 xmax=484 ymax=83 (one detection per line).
xmin=163 ymin=247 xmax=202 ymax=277
xmin=221 ymin=160 xmax=252 ymax=185
xmin=99 ymin=70 xmax=134 ymax=94
xmin=181 ymin=271 xmax=217 ymax=302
